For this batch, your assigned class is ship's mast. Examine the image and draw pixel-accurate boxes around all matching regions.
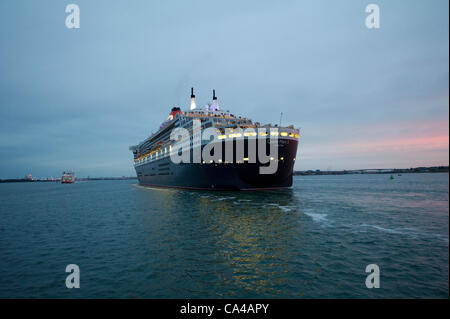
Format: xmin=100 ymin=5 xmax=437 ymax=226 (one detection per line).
xmin=212 ymin=89 xmax=219 ymax=111
xmin=190 ymin=87 xmax=196 ymax=110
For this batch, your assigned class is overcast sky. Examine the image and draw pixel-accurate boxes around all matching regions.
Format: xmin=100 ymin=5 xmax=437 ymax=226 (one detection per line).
xmin=0 ymin=0 xmax=448 ymax=178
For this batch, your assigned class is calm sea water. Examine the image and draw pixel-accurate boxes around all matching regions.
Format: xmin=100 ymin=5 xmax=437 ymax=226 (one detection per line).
xmin=0 ymin=173 xmax=448 ymax=298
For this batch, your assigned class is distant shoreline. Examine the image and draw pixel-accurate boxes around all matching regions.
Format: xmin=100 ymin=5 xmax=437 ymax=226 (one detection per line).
xmin=0 ymin=177 xmax=138 ymax=183
xmin=294 ymin=166 xmax=449 ymax=176
xmin=0 ymin=166 xmax=448 ymax=183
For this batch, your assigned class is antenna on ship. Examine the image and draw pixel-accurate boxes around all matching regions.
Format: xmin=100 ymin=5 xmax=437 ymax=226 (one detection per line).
xmin=279 ymin=112 xmax=283 ymax=127
xmin=190 ymin=87 xmax=196 ymax=110
xmin=212 ymin=89 xmax=219 ymax=111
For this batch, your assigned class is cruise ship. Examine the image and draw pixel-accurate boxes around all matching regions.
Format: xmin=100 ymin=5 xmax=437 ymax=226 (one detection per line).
xmin=129 ymin=89 xmax=299 ymax=190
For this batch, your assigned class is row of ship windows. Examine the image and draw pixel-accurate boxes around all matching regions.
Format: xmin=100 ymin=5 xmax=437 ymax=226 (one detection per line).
xmin=138 ymin=173 xmax=171 ymax=177
xmin=134 ymin=132 xmax=299 ymax=164
xmin=217 ymin=131 xmax=299 ymax=139
xmin=137 ymin=156 xmax=296 ymax=168
xmin=139 ymin=122 xmax=213 ymax=153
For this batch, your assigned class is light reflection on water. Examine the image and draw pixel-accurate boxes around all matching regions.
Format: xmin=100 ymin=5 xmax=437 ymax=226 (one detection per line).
xmin=133 ymin=186 xmax=306 ymax=297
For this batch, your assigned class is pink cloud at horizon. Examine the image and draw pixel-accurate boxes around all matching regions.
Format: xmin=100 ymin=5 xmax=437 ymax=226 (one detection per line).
xmin=299 ymin=119 xmax=449 ymax=169
xmin=303 ymin=135 xmax=448 ymax=155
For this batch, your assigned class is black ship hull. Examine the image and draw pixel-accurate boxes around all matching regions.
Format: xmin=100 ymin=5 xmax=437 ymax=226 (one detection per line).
xmin=134 ymin=138 xmax=298 ymax=190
